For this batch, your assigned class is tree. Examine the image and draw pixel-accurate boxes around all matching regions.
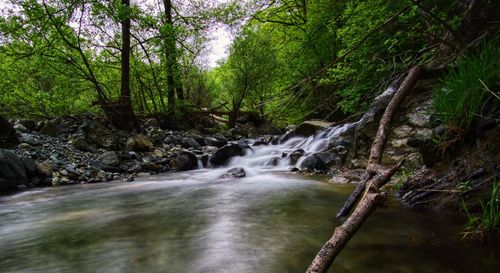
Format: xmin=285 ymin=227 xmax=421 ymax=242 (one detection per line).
xmin=220 ymin=27 xmax=278 ymax=127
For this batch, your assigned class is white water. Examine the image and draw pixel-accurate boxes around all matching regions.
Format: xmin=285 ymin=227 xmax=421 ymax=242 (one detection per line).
xmin=217 ymin=86 xmax=398 ymax=175
xmin=224 ymin=122 xmax=355 ymax=173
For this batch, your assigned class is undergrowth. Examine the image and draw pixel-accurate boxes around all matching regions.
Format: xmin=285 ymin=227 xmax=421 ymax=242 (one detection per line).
xmin=433 ymin=40 xmax=500 ymax=141
xmin=461 ymin=179 xmax=500 ymax=241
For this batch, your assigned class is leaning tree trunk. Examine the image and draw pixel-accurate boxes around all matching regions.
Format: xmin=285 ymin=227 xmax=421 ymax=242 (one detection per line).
xmin=306 ymin=66 xmax=422 ymax=273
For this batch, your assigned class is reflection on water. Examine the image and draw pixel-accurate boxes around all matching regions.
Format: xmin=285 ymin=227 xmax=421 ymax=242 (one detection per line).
xmin=0 ymin=169 xmax=498 ymax=273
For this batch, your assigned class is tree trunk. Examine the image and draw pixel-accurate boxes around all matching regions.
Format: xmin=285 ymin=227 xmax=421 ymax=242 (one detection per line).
xmin=307 ymin=66 xmax=422 ymax=273
xmin=163 ymin=0 xmax=183 ymax=108
xmin=107 ymin=0 xmax=137 ymax=131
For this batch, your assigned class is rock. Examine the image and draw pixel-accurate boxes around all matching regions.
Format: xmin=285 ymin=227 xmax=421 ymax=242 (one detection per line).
xmin=97 ymin=151 xmax=121 ymax=166
xmin=18 ymin=119 xmax=36 ymax=131
xmin=253 ymin=135 xmax=274 ymax=146
xmin=0 ymin=149 xmax=28 ymax=190
xmin=209 ymin=143 xmax=246 ymax=167
xmin=13 ymin=123 xmax=29 ymax=133
xmin=20 ymin=134 xmax=40 ymax=146
xmin=181 ymin=137 xmax=200 ymax=149
xmin=285 ymin=124 xmax=297 ymax=131
xmin=294 ymin=120 xmax=334 ymax=137
xmin=300 ymin=154 xmax=327 ymax=172
xmin=169 ymin=151 xmax=198 ymax=171
xmin=39 ymin=120 xmax=58 ymax=137
xmin=22 ymin=157 xmax=37 ymax=176
xmin=289 ymin=149 xmax=305 ymax=165
xmin=329 ymin=176 xmax=350 ymax=184
xmin=86 ymin=123 xmax=122 ymax=151
xmin=205 ymin=136 xmax=227 ymax=147
xmin=51 ymin=176 xmax=61 ymax=186
xmin=201 ymin=146 xmax=219 ymax=154
xmin=36 ymin=160 xmax=53 ymax=177
xmin=72 ymin=137 xmax=97 ymax=153
xmin=126 ymin=134 xmax=153 ymax=152
xmin=0 ymin=115 xmax=19 ymax=146
xmin=406 ymin=111 xmax=430 ymax=127
xmin=218 ymin=167 xmax=246 ymax=179
xmin=413 ymin=128 xmax=433 ymax=140
xmin=393 ymin=125 xmax=413 ymax=138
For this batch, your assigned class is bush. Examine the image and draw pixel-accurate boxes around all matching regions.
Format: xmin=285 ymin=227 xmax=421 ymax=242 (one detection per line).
xmin=433 ymin=40 xmax=500 ymax=134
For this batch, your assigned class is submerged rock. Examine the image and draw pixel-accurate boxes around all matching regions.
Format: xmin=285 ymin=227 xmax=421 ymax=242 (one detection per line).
xmin=218 ymin=167 xmax=246 ymax=179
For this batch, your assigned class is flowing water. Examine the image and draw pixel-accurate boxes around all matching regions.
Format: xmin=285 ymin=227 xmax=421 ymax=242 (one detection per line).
xmin=1 ymin=123 xmax=499 ymax=272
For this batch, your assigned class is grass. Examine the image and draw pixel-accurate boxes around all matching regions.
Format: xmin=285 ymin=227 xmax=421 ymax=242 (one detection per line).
xmin=461 ymin=179 xmax=500 ymax=241
xmin=433 ymin=40 xmax=500 ymax=137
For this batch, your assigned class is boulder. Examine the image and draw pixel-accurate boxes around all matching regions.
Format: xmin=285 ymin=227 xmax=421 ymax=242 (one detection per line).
xmin=169 ymin=151 xmax=198 ymax=171
xmin=97 ymin=151 xmax=121 ymax=166
xmin=22 ymin=157 xmax=37 ymax=177
xmin=36 ymin=160 xmax=53 ymax=177
xmin=218 ymin=167 xmax=246 ymax=179
xmin=72 ymin=137 xmax=97 ymax=153
xmin=126 ymin=135 xmax=153 ymax=152
xmin=39 ymin=120 xmax=58 ymax=137
xmin=20 ymin=134 xmax=40 ymax=146
xmin=209 ymin=143 xmax=246 ymax=166
xmin=87 ymin=123 xmax=122 ymax=150
xmin=289 ymin=149 xmax=305 ymax=165
xmin=205 ymin=136 xmax=227 ymax=147
xmin=181 ymin=137 xmax=200 ymax=149
xmin=0 ymin=149 xmax=28 ymax=190
xmin=294 ymin=120 xmax=334 ymax=137
xmin=300 ymin=154 xmax=327 ymax=172
xmin=0 ymin=115 xmax=18 ymax=146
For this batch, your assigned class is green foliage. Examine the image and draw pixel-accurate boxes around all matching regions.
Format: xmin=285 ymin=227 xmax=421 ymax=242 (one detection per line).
xmin=433 ymin=40 xmax=500 ymax=133
xmin=461 ymin=179 xmax=500 ymax=241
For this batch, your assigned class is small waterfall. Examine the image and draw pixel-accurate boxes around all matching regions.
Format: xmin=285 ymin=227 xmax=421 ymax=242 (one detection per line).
xmin=224 ymin=122 xmax=355 ymax=172
xmin=219 ymin=86 xmax=397 ymax=174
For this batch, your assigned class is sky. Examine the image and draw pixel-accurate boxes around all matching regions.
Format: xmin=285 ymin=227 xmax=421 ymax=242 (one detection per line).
xmin=207 ymin=24 xmax=233 ymax=68
xmin=0 ymin=0 xmax=234 ymax=68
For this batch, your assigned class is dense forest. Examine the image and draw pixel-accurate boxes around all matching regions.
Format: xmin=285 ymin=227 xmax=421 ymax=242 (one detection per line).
xmin=1 ymin=0 xmax=495 ymax=127
xmin=0 ymin=0 xmax=499 ymax=272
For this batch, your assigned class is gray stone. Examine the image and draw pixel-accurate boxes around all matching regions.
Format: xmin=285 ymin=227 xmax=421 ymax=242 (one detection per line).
xmin=0 ymin=149 xmax=28 ymax=190
xmin=209 ymin=143 xmax=246 ymax=166
xmin=294 ymin=120 xmax=334 ymax=137
xmin=39 ymin=121 xmax=58 ymax=137
xmin=289 ymin=149 xmax=305 ymax=165
xmin=20 ymin=134 xmax=40 ymax=146
xmin=300 ymin=154 xmax=327 ymax=171
xmin=72 ymin=137 xmax=97 ymax=153
xmin=218 ymin=167 xmax=246 ymax=179
xmin=97 ymin=151 xmax=121 ymax=166
xmin=36 ymin=160 xmax=53 ymax=177
xmin=126 ymin=135 xmax=153 ymax=152
xmin=169 ymin=151 xmax=198 ymax=171
xmin=406 ymin=112 xmax=430 ymax=127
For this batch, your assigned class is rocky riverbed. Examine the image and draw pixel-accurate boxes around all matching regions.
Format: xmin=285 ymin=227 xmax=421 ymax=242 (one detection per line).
xmin=1 ymin=114 xmax=280 ymax=191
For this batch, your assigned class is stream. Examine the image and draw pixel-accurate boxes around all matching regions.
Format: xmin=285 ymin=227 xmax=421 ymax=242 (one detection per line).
xmin=1 ymin=122 xmax=499 ymax=273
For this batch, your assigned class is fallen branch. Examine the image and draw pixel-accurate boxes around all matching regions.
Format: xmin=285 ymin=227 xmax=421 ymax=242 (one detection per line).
xmin=306 ymin=66 xmax=421 ymax=273
xmin=337 ymin=66 xmax=422 ymax=218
